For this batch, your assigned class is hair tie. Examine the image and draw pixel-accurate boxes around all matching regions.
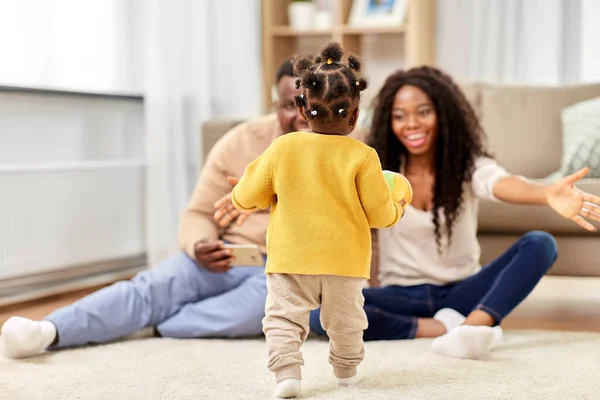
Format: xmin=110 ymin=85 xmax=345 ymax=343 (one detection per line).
xmin=327 ymin=59 xmax=332 ymax=65
xmin=355 ymin=81 xmax=360 ymax=86
xmin=310 ymin=110 xmax=318 ymax=116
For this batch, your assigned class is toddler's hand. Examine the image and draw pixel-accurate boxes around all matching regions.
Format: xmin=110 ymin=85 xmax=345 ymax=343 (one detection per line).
xmin=383 ymin=170 xmax=413 ymax=207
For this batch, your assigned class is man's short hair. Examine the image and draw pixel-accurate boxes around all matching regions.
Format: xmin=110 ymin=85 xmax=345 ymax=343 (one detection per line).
xmin=276 ymin=59 xmax=295 ymax=84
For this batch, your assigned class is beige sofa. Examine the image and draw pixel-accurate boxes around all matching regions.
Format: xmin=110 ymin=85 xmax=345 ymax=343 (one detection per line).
xmin=202 ymin=83 xmax=600 ymax=329
xmin=202 ymin=83 xmax=600 ymax=279
xmin=463 ymin=83 xmax=600 ymax=277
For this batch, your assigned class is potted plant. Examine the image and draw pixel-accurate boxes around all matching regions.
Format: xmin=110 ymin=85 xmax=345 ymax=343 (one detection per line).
xmin=288 ymin=0 xmax=314 ymax=30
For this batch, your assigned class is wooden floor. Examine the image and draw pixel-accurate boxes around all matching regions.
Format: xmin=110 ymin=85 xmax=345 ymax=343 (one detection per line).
xmin=502 ymin=316 xmax=600 ymax=332
xmin=1 ymin=285 xmax=599 ymax=333
xmin=0 ymin=285 xmax=110 ymax=326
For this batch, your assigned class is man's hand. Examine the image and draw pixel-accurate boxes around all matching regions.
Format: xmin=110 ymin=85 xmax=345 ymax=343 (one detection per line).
xmin=194 ymin=240 xmax=234 ymax=273
xmin=214 ymin=176 xmax=254 ymax=227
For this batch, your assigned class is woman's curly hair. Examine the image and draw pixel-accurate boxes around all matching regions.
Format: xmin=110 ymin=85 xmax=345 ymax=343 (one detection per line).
xmin=368 ymin=66 xmax=490 ymax=251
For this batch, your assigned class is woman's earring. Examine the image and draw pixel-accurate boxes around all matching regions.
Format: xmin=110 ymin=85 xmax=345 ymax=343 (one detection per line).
xmin=349 ymin=120 xmax=355 ymax=126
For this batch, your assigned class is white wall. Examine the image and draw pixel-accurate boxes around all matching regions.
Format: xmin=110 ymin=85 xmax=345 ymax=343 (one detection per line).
xmin=0 ymin=90 xmax=145 ymax=280
xmin=0 ymin=93 xmax=143 ymax=165
xmin=0 ymin=1 xmax=265 ymax=273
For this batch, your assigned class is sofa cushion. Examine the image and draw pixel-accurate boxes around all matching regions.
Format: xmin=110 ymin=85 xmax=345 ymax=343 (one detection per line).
xmin=479 ymin=83 xmax=600 ymax=178
xmin=479 ymin=234 xmax=600 ymax=277
xmin=478 ymin=179 xmax=600 ymax=235
xmin=547 ymin=96 xmax=600 ymax=180
xmin=457 ymin=82 xmax=481 ymax=116
xmin=201 ymin=120 xmax=243 ymax=160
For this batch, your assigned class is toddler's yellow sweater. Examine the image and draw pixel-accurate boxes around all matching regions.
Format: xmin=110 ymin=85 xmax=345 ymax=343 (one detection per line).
xmin=232 ymin=132 xmax=401 ymax=278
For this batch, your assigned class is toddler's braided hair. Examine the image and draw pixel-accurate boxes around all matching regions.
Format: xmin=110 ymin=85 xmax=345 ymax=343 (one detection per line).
xmin=292 ymin=42 xmax=368 ymax=122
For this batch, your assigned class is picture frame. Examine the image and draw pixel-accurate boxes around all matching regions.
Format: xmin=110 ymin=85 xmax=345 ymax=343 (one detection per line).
xmin=348 ymin=0 xmax=408 ymax=28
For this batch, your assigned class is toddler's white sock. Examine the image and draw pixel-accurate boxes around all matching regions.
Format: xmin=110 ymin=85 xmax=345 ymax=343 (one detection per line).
xmin=274 ymin=378 xmax=301 ymax=399
xmin=336 ymin=373 xmax=361 ymax=386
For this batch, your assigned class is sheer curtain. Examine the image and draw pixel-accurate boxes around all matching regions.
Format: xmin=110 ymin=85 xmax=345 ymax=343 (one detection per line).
xmin=0 ymin=0 xmax=263 ymax=266
xmin=436 ymin=0 xmax=600 ymax=85
xmin=0 ymin=0 xmax=146 ymax=291
xmin=140 ymin=0 xmax=263 ymax=264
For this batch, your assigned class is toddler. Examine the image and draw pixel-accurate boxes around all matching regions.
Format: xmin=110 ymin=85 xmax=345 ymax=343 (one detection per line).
xmin=231 ymin=42 xmax=411 ymax=398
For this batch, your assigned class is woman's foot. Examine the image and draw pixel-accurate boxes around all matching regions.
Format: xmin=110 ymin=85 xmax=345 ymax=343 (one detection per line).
xmin=430 ymin=325 xmax=495 ymax=359
xmin=274 ymin=378 xmax=301 ymax=399
xmin=1 ymin=317 xmax=57 ymax=359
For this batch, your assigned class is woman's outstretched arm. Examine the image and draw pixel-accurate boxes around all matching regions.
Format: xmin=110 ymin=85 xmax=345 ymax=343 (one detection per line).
xmin=493 ymin=167 xmax=600 ymax=232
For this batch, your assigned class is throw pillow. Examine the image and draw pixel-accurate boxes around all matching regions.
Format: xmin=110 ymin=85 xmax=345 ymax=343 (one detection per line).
xmin=547 ymin=96 xmax=600 ymax=180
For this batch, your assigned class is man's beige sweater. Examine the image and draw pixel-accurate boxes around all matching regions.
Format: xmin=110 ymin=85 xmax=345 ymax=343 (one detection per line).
xmin=178 ymin=114 xmax=281 ymax=258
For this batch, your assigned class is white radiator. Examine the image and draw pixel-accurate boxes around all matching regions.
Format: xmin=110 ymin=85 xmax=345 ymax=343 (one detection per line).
xmin=0 ymin=88 xmax=146 ymax=302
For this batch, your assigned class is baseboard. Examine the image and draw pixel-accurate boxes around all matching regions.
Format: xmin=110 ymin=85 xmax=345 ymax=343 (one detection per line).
xmin=0 ymin=261 xmax=146 ymax=307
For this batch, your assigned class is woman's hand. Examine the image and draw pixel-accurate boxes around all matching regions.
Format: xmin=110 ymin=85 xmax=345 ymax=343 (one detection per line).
xmin=213 ymin=176 xmax=254 ymax=227
xmin=546 ymin=167 xmax=600 ymax=232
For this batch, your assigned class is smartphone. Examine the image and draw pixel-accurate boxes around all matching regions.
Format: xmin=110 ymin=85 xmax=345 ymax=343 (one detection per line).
xmin=222 ymin=244 xmax=264 ymax=267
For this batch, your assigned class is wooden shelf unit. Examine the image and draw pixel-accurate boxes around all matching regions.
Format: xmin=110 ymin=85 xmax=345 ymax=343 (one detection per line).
xmin=270 ymin=26 xmax=332 ymax=37
xmin=261 ymin=0 xmax=435 ymax=111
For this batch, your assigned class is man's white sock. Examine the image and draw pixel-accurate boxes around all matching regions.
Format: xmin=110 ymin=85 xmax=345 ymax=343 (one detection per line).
xmin=1 ymin=316 xmax=57 ymax=359
xmin=433 ymin=308 xmax=466 ymax=333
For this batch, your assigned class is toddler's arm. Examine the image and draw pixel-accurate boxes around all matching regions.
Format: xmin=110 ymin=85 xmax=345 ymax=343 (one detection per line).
xmin=231 ymin=146 xmax=276 ymax=211
xmin=356 ymin=149 xmax=402 ymax=228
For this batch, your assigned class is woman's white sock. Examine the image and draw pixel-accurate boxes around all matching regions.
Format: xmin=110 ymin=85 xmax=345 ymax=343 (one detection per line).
xmin=491 ymin=325 xmax=504 ymax=348
xmin=430 ymin=325 xmax=495 ymax=359
xmin=433 ymin=308 xmax=466 ymax=333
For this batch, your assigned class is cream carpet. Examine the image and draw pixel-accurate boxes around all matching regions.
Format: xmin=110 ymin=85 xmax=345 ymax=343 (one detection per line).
xmin=1 ymin=330 xmax=599 ymax=400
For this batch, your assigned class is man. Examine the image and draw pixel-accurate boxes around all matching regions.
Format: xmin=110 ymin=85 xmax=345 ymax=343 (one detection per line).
xmin=1 ymin=59 xmax=308 ymax=359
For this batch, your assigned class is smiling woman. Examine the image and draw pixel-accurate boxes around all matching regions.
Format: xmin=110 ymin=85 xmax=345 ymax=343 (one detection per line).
xmin=369 ymin=67 xmax=489 ymax=245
